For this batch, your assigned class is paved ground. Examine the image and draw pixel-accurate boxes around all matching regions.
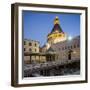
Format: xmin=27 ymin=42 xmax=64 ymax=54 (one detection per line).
xmin=24 ymin=59 xmax=80 ymax=77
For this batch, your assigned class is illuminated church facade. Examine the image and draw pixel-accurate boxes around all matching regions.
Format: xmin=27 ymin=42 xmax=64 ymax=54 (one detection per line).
xmin=24 ymin=16 xmax=80 ymax=64
xmin=42 ymin=16 xmax=80 ymax=61
xmin=46 ymin=16 xmax=67 ymax=49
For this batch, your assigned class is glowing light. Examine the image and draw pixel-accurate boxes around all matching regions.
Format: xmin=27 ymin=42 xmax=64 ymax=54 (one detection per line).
xmin=55 ymin=16 xmax=59 ymax=19
xmin=68 ymin=36 xmax=72 ymax=41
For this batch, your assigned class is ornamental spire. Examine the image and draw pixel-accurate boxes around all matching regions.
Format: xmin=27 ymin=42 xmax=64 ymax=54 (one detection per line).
xmin=50 ymin=16 xmax=63 ymax=33
xmin=54 ymin=16 xmax=60 ymax=25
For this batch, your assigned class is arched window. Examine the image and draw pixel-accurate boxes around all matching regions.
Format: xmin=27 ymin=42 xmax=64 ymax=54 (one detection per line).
xmin=62 ymin=47 xmax=64 ymax=50
xmin=74 ymin=45 xmax=76 ymax=48
xmin=29 ymin=42 xmax=32 ymax=46
xmin=65 ymin=46 xmax=67 ymax=49
xmin=59 ymin=34 xmax=61 ymax=37
xmin=71 ymin=46 xmax=72 ymax=49
xmin=59 ymin=48 xmax=61 ymax=51
xmin=68 ymin=46 xmax=70 ymax=49
xmin=24 ymin=48 xmax=26 ymax=51
xmin=35 ymin=49 xmax=37 ymax=52
xmin=35 ymin=43 xmax=37 ymax=47
xmin=29 ymin=48 xmax=32 ymax=52
xmin=77 ymin=44 xmax=80 ymax=47
xmin=24 ymin=41 xmax=26 ymax=45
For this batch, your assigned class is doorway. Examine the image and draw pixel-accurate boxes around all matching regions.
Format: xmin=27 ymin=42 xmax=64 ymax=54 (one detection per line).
xmin=68 ymin=50 xmax=73 ymax=60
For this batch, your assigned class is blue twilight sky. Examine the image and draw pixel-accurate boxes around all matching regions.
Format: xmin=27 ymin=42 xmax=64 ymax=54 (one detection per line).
xmin=23 ymin=11 xmax=80 ymax=47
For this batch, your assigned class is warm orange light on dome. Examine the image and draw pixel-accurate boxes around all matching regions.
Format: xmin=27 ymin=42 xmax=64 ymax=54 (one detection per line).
xmin=47 ymin=16 xmax=67 ymax=46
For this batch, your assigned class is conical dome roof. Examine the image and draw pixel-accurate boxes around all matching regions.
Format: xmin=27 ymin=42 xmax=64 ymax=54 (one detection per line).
xmin=50 ymin=16 xmax=64 ymax=34
xmin=51 ymin=24 xmax=63 ymax=33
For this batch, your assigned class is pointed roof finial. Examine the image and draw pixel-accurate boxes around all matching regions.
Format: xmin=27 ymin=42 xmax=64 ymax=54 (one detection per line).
xmin=55 ymin=16 xmax=59 ymax=19
xmin=54 ymin=16 xmax=60 ymax=25
xmin=49 ymin=16 xmax=63 ymax=34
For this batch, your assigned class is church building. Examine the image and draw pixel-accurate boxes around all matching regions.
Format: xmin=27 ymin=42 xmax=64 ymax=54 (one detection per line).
xmin=24 ymin=16 xmax=80 ymax=64
xmin=42 ymin=16 xmax=80 ymax=61
xmin=46 ymin=16 xmax=67 ymax=49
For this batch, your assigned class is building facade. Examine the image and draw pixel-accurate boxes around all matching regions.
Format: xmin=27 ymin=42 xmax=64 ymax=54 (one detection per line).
xmin=42 ymin=16 xmax=80 ymax=62
xmin=50 ymin=36 xmax=80 ymax=61
xmin=24 ymin=39 xmax=39 ymax=53
xmin=24 ymin=16 xmax=80 ymax=64
xmin=24 ymin=39 xmax=40 ymax=64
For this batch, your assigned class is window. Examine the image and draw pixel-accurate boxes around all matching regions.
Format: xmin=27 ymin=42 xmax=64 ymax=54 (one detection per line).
xmin=59 ymin=34 xmax=61 ymax=37
xmin=29 ymin=48 xmax=32 ymax=52
xmin=35 ymin=49 xmax=37 ymax=52
xmin=29 ymin=42 xmax=32 ymax=46
xmin=71 ymin=46 xmax=72 ymax=49
xmin=35 ymin=43 xmax=37 ymax=47
xmin=24 ymin=41 xmax=26 ymax=45
xmin=24 ymin=48 xmax=26 ymax=51
xmin=59 ymin=48 xmax=61 ymax=50
xmin=65 ymin=46 xmax=67 ymax=49
xmin=62 ymin=47 xmax=64 ymax=50
xmin=77 ymin=44 xmax=80 ymax=47
xmin=68 ymin=46 xmax=70 ymax=49
xmin=74 ymin=45 xmax=76 ymax=48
